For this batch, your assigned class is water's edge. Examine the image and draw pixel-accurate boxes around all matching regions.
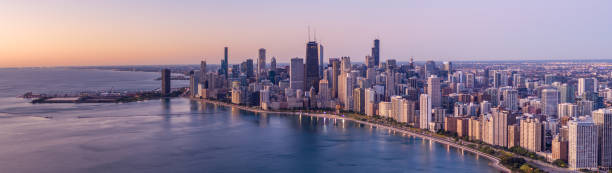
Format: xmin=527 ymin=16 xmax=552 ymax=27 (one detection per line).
xmin=193 ymin=98 xmax=511 ymax=173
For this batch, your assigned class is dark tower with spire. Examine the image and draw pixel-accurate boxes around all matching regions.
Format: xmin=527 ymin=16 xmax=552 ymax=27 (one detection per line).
xmin=305 ymin=27 xmax=320 ymax=92
xmin=305 ymin=41 xmax=319 ymax=92
xmin=372 ymin=39 xmax=380 ymax=66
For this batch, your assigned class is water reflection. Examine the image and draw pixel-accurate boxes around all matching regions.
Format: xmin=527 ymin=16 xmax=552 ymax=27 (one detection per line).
xmin=161 ymin=98 xmax=172 ymax=129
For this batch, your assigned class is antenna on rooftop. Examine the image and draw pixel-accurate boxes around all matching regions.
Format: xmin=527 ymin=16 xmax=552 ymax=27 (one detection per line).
xmin=314 ymin=28 xmax=317 ymax=42
xmin=307 ymin=25 xmax=311 ymax=42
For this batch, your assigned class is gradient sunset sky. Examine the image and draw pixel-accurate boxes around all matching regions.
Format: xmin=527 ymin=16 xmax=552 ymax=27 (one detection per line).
xmin=1 ymin=0 xmax=611 ymax=67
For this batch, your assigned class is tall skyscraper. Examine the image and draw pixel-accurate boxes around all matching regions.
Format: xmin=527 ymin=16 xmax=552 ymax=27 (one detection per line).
xmin=568 ymin=117 xmax=599 ymax=170
xmin=330 ymin=58 xmax=340 ymax=99
xmin=319 ymin=44 xmax=324 ymax=79
xmin=593 ymin=109 xmax=612 ymax=168
xmin=542 ymin=89 xmax=559 ymax=117
xmin=420 ymin=94 xmax=432 ymax=130
xmin=427 ymin=75 xmax=441 ymax=107
xmin=223 ymin=47 xmax=229 ymax=79
xmin=371 ymin=39 xmax=380 ymax=66
xmin=305 ymin=41 xmax=320 ymax=92
xmin=257 ymin=48 xmax=266 ymax=81
xmin=161 ymin=69 xmax=171 ymax=96
xmin=290 ymin=58 xmax=305 ymax=91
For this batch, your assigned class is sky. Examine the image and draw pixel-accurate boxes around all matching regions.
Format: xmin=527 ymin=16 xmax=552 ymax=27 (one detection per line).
xmin=1 ymin=0 xmax=611 ymax=67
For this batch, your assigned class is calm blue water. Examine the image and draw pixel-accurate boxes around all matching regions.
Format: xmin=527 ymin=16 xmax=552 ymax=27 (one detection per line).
xmin=0 ymin=68 xmax=497 ymax=173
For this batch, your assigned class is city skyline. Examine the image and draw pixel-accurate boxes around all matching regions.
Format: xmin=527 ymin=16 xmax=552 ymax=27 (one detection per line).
xmin=3 ymin=1 xmax=612 ymax=172
xmin=2 ymin=0 xmax=612 ymax=68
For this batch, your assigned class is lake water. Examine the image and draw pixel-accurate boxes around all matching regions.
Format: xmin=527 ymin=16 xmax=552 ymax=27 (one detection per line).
xmin=0 ymin=68 xmax=497 ymax=173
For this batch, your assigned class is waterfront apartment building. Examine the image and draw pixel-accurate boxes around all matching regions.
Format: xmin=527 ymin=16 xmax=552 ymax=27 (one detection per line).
xmin=493 ymin=108 xmax=515 ymax=148
xmin=552 ymin=135 xmax=569 ymax=162
xmin=420 ymin=94 xmax=432 ymax=130
xmin=378 ymin=102 xmax=392 ymax=118
xmin=468 ymin=117 xmax=482 ymax=141
xmin=568 ymin=117 xmax=599 ymax=170
xmin=364 ymin=88 xmax=377 ymax=116
xmin=520 ymin=117 xmax=543 ymax=152
xmin=508 ymin=124 xmax=520 ymax=148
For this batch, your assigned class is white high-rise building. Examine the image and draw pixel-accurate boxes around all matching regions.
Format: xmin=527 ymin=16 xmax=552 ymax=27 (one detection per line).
xmin=568 ymin=117 xmax=598 ymax=170
xmin=399 ymin=99 xmax=412 ymax=123
xmin=390 ymin=96 xmax=403 ymax=121
xmin=338 ymin=72 xmax=354 ymax=110
xmin=542 ymin=89 xmax=559 ymax=117
xmin=420 ymin=94 xmax=432 ymax=130
xmin=364 ymin=88 xmax=377 ymax=116
xmin=290 ymin=58 xmax=304 ymax=91
xmin=593 ymin=109 xmax=612 ymax=168
xmin=378 ymin=102 xmax=392 ymax=118
xmin=427 ymin=75 xmax=441 ymax=107
xmin=492 ymin=108 xmax=514 ymax=147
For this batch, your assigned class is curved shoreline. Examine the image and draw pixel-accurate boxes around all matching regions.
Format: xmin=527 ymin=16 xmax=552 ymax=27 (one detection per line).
xmin=195 ymin=98 xmax=511 ymax=173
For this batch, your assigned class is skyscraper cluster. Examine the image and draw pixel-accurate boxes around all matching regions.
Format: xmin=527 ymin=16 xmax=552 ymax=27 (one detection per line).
xmin=186 ymin=38 xmax=612 ymax=171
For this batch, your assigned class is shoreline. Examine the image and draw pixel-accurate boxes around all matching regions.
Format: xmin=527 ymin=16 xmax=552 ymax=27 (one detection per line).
xmin=194 ymin=98 xmax=511 ymax=173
